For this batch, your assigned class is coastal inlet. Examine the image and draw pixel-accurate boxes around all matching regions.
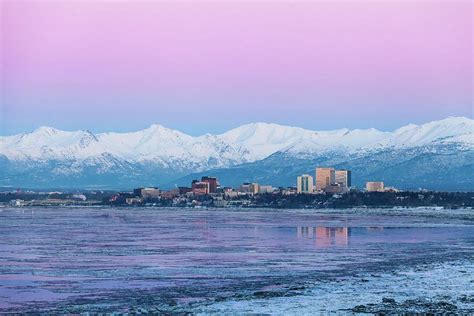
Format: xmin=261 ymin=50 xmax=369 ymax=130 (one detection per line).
xmin=0 ymin=207 xmax=473 ymax=313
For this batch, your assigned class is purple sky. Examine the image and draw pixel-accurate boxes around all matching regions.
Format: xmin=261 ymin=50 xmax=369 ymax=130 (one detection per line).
xmin=1 ymin=1 xmax=472 ymax=135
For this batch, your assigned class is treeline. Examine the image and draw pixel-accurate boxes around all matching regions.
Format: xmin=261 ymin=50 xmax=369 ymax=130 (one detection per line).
xmin=0 ymin=191 xmax=112 ymax=202
xmin=251 ymin=191 xmax=474 ymax=209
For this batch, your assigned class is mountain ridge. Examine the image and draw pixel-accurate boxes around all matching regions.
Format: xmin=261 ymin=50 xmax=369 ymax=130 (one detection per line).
xmin=1 ymin=116 xmax=472 ymax=190
xmin=2 ymin=116 xmax=472 ymax=159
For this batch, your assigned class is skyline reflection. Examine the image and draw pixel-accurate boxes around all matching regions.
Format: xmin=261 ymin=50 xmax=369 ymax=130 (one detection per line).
xmin=297 ymin=227 xmax=351 ymax=247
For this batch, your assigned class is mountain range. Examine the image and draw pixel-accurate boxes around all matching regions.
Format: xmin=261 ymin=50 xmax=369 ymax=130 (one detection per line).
xmin=1 ymin=116 xmax=473 ymax=191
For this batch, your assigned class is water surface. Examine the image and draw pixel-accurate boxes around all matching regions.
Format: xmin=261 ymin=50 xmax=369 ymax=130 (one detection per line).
xmin=0 ymin=207 xmax=473 ymax=313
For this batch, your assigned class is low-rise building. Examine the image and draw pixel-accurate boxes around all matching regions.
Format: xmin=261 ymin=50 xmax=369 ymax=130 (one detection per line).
xmin=324 ymin=184 xmax=348 ymax=194
xmin=213 ymin=196 xmax=228 ymax=207
xmin=366 ymin=181 xmax=385 ymax=192
xmin=224 ymin=190 xmax=239 ymax=198
xmin=238 ymin=183 xmax=260 ymax=195
xmin=126 ymin=197 xmax=143 ymax=205
xmin=9 ymin=199 xmax=25 ymax=207
xmin=134 ymin=187 xmax=160 ymax=199
xmin=282 ymin=187 xmax=298 ymax=195
xmin=258 ymin=185 xmax=273 ymax=194
xmin=160 ymin=189 xmax=179 ymax=199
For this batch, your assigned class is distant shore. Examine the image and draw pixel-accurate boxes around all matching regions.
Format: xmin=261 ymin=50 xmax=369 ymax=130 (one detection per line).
xmin=2 ymin=190 xmax=472 ymax=210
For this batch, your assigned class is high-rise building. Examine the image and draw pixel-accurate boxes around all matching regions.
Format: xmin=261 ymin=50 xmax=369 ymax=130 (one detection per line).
xmin=297 ymin=174 xmax=314 ymax=194
xmin=335 ymin=170 xmax=352 ymax=188
xmin=315 ymin=167 xmax=335 ymax=191
xmin=201 ymin=176 xmax=218 ymax=193
xmin=192 ymin=180 xmax=210 ymax=195
xmin=366 ymin=181 xmax=385 ymax=192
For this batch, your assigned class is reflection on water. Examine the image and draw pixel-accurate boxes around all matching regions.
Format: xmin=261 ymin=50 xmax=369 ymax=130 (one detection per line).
xmin=297 ymin=227 xmax=351 ymax=246
xmin=297 ymin=226 xmax=386 ymax=247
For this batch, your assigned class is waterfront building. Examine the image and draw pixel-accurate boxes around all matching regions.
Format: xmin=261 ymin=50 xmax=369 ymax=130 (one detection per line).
xmin=335 ymin=170 xmax=352 ymax=188
xmin=315 ymin=167 xmax=335 ymax=191
xmin=366 ymin=181 xmax=385 ymax=192
xmin=297 ymin=174 xmax=314 ymax=194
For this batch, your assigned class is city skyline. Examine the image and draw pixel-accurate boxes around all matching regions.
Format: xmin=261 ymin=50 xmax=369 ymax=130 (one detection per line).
xmin=1 ymin=1 xmax=472 ymax=135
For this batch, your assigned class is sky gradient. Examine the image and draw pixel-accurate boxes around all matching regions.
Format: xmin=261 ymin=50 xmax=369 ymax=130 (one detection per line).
xmin=1 ymin=1 xmax=472 ymax=135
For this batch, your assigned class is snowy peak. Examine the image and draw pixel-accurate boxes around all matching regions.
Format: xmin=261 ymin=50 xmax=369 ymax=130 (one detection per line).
xmin=221 ymin=122 xmax=309 ymax=141
xmin=140 ymin=123 xmax=191 ymax=138
xmin=0 ymin=117 xmax=472 ymax=167
xmin=219 ymin=122 xmax=317 ymax=160
xmin=33 ymin=126 xmax=61 ymax=136
xmin=390 ymin=116 xmax=473 ymax=147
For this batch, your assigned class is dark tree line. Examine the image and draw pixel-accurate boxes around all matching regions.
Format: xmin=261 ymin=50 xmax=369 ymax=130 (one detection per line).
xmin=251 ymin=191 xmax=474 ymax=209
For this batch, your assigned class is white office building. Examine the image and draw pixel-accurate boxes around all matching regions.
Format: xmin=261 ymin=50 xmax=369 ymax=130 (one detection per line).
xmin=297 ymin=174 xmax=314 ymax=194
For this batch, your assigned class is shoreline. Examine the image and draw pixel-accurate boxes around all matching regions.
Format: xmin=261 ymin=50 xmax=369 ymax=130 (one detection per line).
xmin=2 ymin=205 xmax=473 ymax=212
xmin=2 ymin=206 xmax=474 ymax=226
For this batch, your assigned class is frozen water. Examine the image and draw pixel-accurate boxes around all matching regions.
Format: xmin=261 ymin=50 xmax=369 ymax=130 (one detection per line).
xmin=0 ymin=207 xmax=473 ymax=313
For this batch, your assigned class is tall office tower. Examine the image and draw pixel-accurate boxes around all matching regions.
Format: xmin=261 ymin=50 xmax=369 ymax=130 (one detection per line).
xmin=201 ymin=176 xmax=218 ymax=193
xmin=315 ymin=167 xmax=335 ymax=191
xmin=192 ymin=181 xmax=210 ymax=195
xmin=335 ymin=170 xmax=352 ymax=188
xmin=297 ymin=174 xmax=314 ymax=193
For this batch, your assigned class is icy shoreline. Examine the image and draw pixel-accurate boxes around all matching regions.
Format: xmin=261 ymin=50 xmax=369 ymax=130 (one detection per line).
xmin=195 ymin=259 xmax=474 ymax=314
xmin=3 ymin=205 xmax=474 ymax=225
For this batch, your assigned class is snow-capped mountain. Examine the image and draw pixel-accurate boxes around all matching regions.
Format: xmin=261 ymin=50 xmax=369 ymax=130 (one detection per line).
xmin=0 ymin=124 xmax=249 ymax=170
xmin=0 ymin=116 xmax=472 ymax=189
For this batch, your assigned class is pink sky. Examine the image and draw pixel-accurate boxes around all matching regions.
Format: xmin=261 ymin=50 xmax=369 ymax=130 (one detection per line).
xmin=1 ymin=1 xmax=472 ymax=135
